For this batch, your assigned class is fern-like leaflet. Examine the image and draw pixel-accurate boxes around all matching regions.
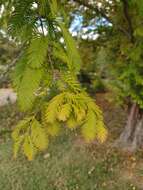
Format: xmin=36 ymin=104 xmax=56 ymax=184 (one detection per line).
xmin=9 ymin=0 xmax=108 ymax=160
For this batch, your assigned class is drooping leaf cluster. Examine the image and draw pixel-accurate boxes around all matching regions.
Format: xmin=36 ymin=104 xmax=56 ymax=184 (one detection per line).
xmin=0 ymin=0 xmax=107 ymax=160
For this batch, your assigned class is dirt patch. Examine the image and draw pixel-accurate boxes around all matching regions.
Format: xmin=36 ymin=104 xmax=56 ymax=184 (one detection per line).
xmin=0 ymin=88 xmax=16 ymax=106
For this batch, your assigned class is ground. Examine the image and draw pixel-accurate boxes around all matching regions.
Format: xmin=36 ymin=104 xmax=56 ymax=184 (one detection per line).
xmin=0 ymin=93 xmax=143 ymax=190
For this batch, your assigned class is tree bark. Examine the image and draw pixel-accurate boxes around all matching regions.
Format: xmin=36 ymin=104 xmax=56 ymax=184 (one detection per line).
xmin=114 ymin=103 xmax=143 ymax=152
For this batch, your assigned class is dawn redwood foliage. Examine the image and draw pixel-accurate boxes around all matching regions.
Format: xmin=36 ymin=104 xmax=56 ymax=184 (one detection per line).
xmin=1 ymin=0 xmax=143 ymax=158
xmin=0 ymin=0 xmax=107 ymax=160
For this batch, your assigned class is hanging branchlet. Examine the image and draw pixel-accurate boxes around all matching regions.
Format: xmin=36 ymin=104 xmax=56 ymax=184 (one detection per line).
xmin=7 ymin=0 xmax=107 ymax=160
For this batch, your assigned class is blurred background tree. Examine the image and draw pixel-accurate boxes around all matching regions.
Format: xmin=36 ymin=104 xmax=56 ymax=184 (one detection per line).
xmin=0 ymin=33 xmax=18 ymax=87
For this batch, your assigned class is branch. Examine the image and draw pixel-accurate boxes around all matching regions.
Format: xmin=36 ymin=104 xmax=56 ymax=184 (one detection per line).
xmin=121 ymin=0 xmax=134 ymax=42
xmin=0 ymin=46 xmax=24 ymax=82
xmin=39 ymin=17 xmax=45 ymax=36
xmin=72 ymin=0 xmax=111 ymax=23
xmin=72 ymin=0 xmax=132 ymax=40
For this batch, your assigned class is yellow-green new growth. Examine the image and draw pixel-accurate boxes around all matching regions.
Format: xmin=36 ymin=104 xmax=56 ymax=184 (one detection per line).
xmin=45 ymin=91 xmax=107 ymax=142
xmin=12 ymin=118 xmax=49 ymax=160
xmin=9 ymin=0 xmax=107 ymax=160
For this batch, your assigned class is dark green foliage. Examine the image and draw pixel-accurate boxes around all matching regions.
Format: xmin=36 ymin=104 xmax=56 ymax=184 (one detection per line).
xmin=75 ymin=0 xmax=143 ymax=108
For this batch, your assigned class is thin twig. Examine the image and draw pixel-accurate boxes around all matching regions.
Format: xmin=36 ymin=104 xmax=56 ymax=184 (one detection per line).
xmin=72 ymin=0 xmax=111 ymax=23
xmin=72 ymin=0 xmax=133 ymax=40
xmin=47 ymin=48 xmax=54 ymax=73
xmin=0 ymin=46 xmax=24 ymax=81
xmin=39 ymin=16 xmax=45 ymax=36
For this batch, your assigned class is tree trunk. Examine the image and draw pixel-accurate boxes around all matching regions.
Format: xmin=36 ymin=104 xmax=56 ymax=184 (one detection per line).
xmin=114 ymin=103 xmax=143 ymax=152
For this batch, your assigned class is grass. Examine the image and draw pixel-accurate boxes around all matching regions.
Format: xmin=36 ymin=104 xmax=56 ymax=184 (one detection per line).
xmin=0 ymin=135 xmax=138 ymax=190
xmin=0 ymin=99 xmax=142 ymax=190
